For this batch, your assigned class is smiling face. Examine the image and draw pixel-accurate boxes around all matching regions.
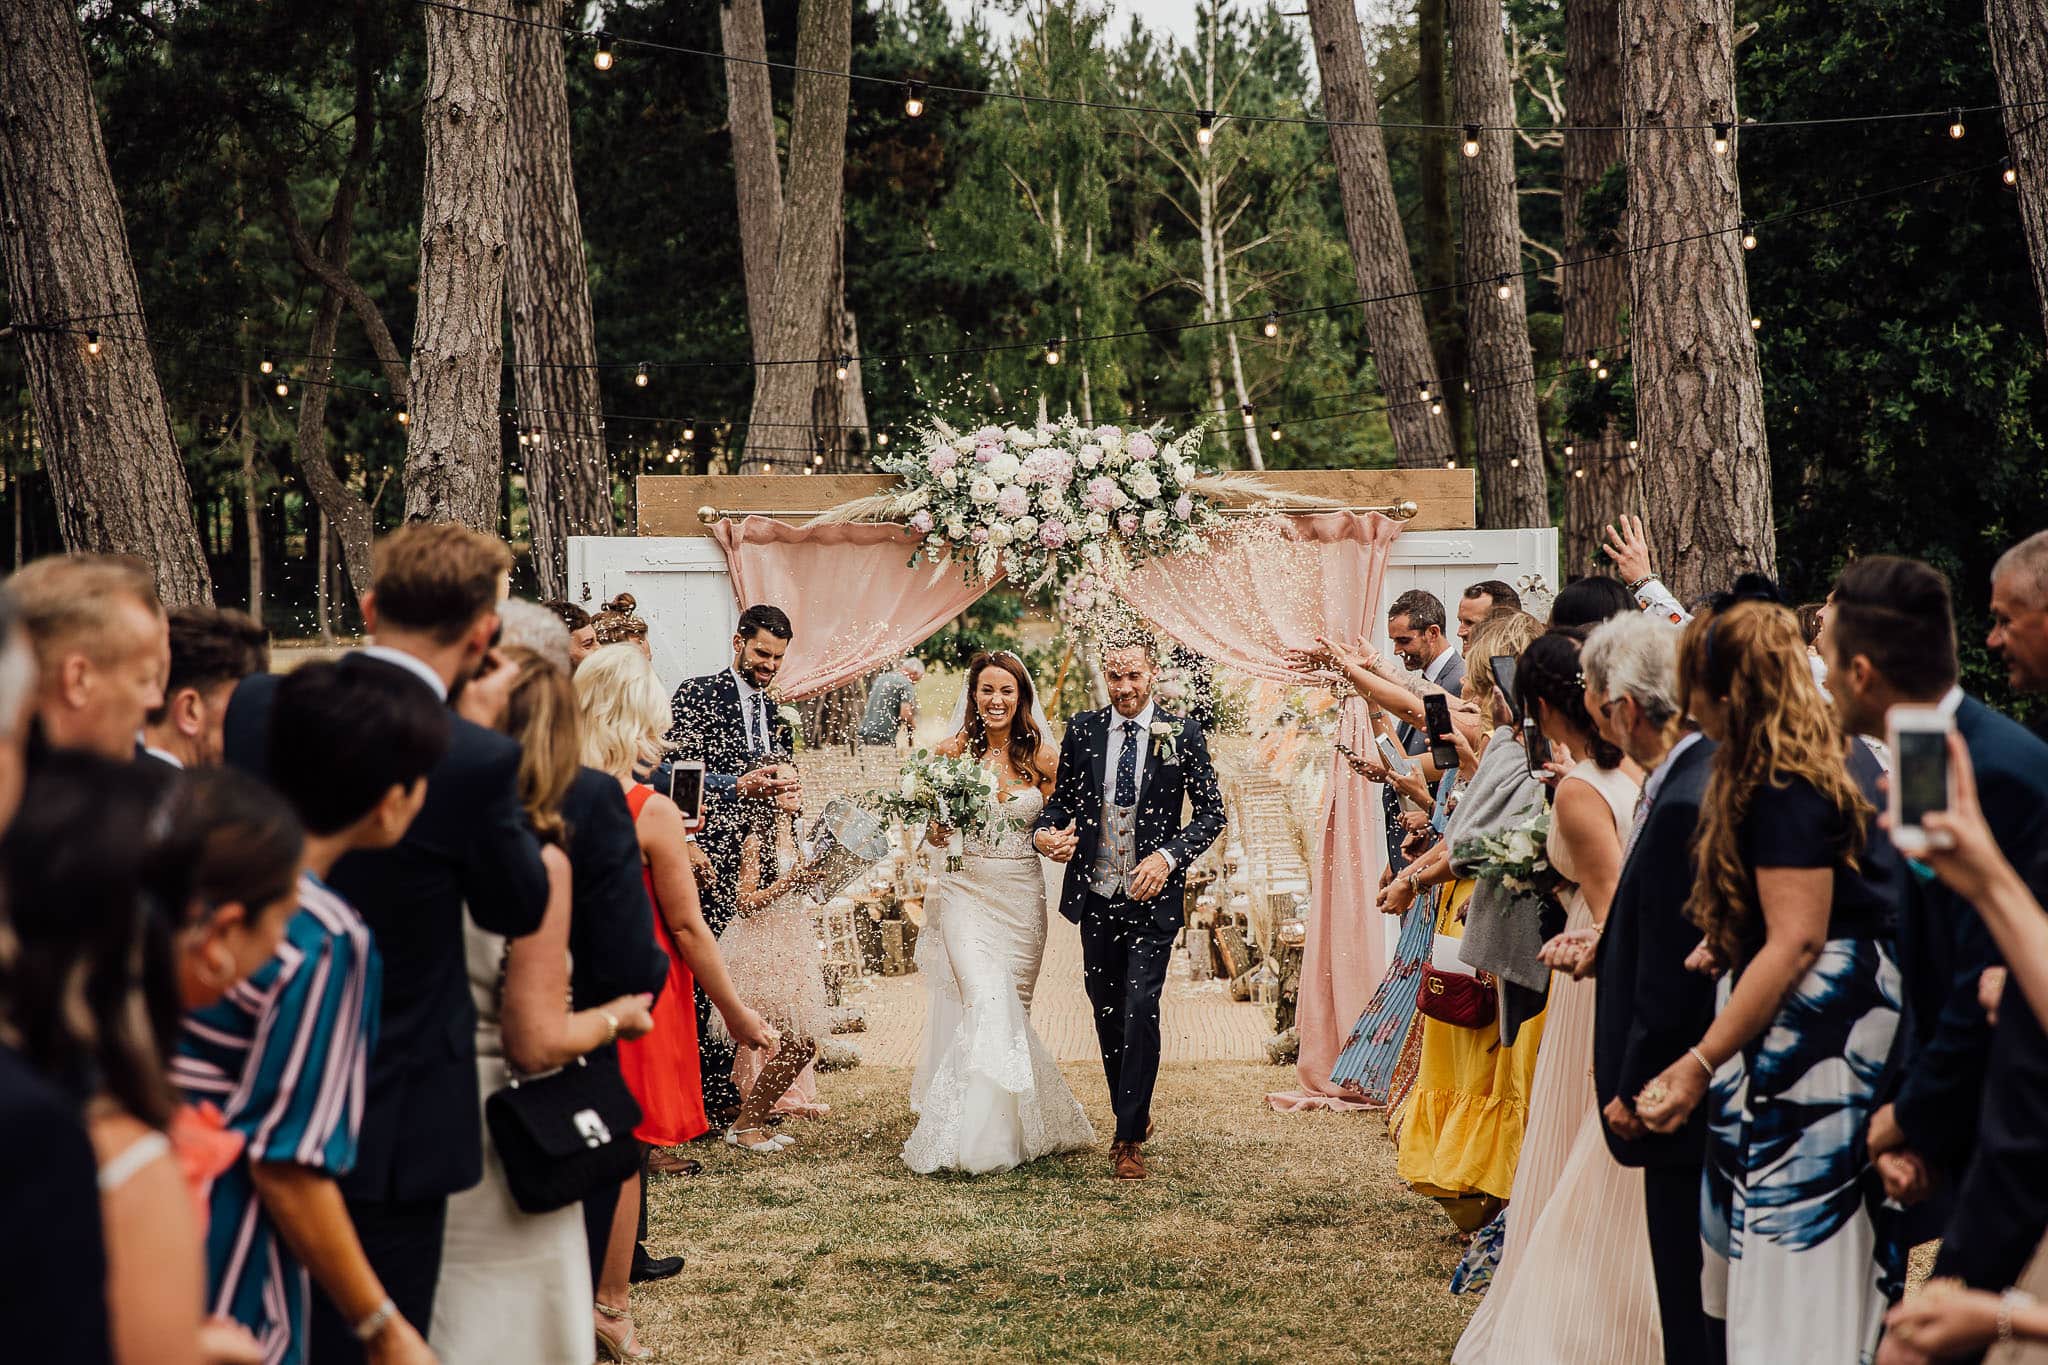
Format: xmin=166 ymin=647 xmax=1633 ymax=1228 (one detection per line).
xmin=1989 ymin=569 xmax=2048 ymax=693
xmin=1456 ymin=593 xmax=1494 ymax=644
xmin=1102 ymin=645 xmax=1157 ymax=718
xmin=734 ymin=628 xmax=789 ymax=690
xmin=973 ymin=662 xmax=1021 ymax=733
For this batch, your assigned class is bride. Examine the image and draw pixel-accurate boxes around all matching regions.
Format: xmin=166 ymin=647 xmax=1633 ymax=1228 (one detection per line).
xmin=902 ymin=651 xmax=1097 ymax=1175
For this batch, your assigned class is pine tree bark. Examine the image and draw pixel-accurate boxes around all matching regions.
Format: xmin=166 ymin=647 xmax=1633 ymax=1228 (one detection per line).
xmin=1560 ymin=0 xmax=1637 ymax=576
xmin=1304 ymin=0 xmax=1456 ymax=469
xmin=506 ymin=5 xmax=611 ymax=600
xmin=403 ymin=0 xmax=512 ymax=530
xmin=1416 ymin=0 xmax=1468 ymax=452
xmin=0 ymin=0 xmax=213 ymax=603
xmin=1451 ymin=0 xmax=1549 ymax=527
xmin=1988 ymin=0 xmax=2048 ymax=342
xmin=742 ymin=0 xmax=851 ymax=468
xmin=238 ymin=370 xmax=264 ymax=621
xmin=1623 ymin=0 xmax=1773 ymax=602
xmin=721 ymin=0 xmax=785 ymax=365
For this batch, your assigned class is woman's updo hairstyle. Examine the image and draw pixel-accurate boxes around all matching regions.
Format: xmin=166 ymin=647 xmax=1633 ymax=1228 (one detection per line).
xmin=1515 ymin=628 xmax=1623 ymax=769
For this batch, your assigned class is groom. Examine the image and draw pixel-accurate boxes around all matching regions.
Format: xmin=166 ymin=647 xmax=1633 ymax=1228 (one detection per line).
xmin=1036 ymin=632 xmax=1226 ymax=1180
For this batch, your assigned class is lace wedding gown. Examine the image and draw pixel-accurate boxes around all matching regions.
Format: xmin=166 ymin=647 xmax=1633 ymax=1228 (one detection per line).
xmin=903 ymin=786 xmax=1096 ymax=1175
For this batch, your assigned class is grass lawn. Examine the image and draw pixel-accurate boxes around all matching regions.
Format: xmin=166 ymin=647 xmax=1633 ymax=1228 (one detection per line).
xmin=633 ymin=1060 xmax=1476 ymax=1363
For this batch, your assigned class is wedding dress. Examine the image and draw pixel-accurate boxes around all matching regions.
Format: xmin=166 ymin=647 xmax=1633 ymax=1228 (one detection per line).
xmin=903 ymin=784 xmax=1096 ymax=1175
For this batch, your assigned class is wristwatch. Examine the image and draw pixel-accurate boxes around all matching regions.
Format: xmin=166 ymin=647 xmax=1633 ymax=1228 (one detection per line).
xmin=353 ymin=1297 xmax=397 ymax=1343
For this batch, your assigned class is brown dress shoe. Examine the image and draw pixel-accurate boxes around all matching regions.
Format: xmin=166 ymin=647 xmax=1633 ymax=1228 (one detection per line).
xmin=646 ymin=1147 xmax=703 ymax=1177
xmin=1114 ymin=1143 xmax=1149 ymax=1181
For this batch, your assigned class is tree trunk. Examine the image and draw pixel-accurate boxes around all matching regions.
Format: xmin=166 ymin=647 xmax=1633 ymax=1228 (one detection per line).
xmin=506 ymin=5 xmax=612 ymax=599
xmin=742 ymin=0 xmax=851 ymax=467
xmin=1623 ymin=0 xmax=1774 ymax=602
xmin=1989 ymin=0 xmax=2048 ymax=341
xmin=1416 ymin=0 xmax=1468 ymax=452
xmin=403 ymin=0 xmax=512 ymax=530
xmin=1303 ymin=0 xmax=1456 ymax=469
xmin=1560 ymin=0 xmax=1637 ymax=577
xmin=0 ymin=0 xmax=213 ymax=603
xmin=238 ymin=371 xmax=264 ymax=621
xmin=317 ymin=508 xmax=335 ymax=643
xmin=721 ymin=0 xmax=785 ymax=364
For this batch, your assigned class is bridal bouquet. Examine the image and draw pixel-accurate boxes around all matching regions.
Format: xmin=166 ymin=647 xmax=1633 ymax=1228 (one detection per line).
xmin=1452 ymin=806 xmax=1563 ymax=903
xmin=869 ymin=750 xmax=1003 ymax=871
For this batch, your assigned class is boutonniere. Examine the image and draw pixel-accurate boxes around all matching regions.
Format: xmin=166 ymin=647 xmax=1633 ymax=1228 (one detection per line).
xmin=1149 ymin=718 xmax=1182 ymax=765
xmin=775 ymin=703 xmax=802 ymax=731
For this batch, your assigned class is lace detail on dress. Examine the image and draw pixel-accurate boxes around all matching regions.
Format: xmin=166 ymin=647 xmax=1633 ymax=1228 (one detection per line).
xmin=963 ymin=787 xmax=1046 ymax=861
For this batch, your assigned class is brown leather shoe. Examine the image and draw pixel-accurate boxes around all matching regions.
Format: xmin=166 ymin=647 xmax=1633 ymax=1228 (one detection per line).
xmin=1114 ymin=1143 xmax=1149 ymax=1181
xmin=646 ymin=1147 xmax=703 ymax=1177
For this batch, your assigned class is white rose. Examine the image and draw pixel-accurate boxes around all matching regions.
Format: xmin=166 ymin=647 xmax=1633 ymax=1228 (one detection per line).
xmin=1003 ymin=425 xmax=1028 ymax=444
xmin=946 ymin=517 xmax=967 ymax=538
xmin=1149 ymin=720 xmax=1173 ymax=738
xmin=1078 ymin=443 xmax=1102 ymax=463
xmin=989 ymin=522 xmax=1013 ymax=546
xmin=900 ymin=773 xmax=916 ymax=799
xmin=1014 ymin=428 xmax=1043 ymax=448
xmin=1142 ymin=509 xmax=1166 ymax=536
xmin=1086 ymin=510 xmax=1110 ymax=535
xmin=1079 ymin=450 xmax=1101 ymax=471
xmin=969 ymin=475 xmax=999 ymax=504
xmin=1016 ymin=515 xmax=1040 ymax=536
xmin=1099 ymin=429 xmax=1124 ymax=454
xmin=952 ymin=436 xmax=976 ymax=454
xmin=940 ymin=468 xmax=960 ymax=491
xmin=1127 ymin=469 xmax=1162 ymax=500
xmin=1109 ymin=485 xmax=1129 ymax=509
xmin=1038 ymin=485 xmax=1066 ymax=511
xmin=985 ymin=451 xmax=1021 ymax=483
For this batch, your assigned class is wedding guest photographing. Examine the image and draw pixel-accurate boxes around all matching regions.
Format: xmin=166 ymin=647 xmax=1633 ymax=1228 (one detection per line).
xmin=665 ymin=603 xmax=801 ymax=1125
xmin=10 ymin=551 xmax=168 ymax=762
xmin=222 ymin=522 xmax=549 ymax=1360
xmin=141 ymin=607 xmax=270 ymax=772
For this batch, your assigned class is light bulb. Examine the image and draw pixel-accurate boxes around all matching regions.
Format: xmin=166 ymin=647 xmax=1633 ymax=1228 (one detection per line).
xmin=258 ymin=358 xmax=274 ymax=375
xmin=275 ymin=380 xmax=289 ymax=397
xmin=903 ymin=80 xmax=926 ymax=118
xmin=683 ymin=425 xmax=695 ymax=441
xmin=1564 ymin=442 xmax=1575 ymax=457
xmin=85 ymin=330 xmax=101 ymax=355
xmin=1461 ymin=125 xmax=1480 ymax=158
xmin=813 ymin=452 xmax=826 ymax=466
xmin=593 ymin=31 xmax=613 ymax=71
xmin=1628 ymin=438 xmax=1639 ymax=452
xmin=1712 ymin=121 xmax=1730 ymax=156
xmin=1270 ymin=426 xmax=1282 ymax=441
xmin=1574 ymin=466 xmax=1586 ymax=479
xmin=1741 ymin=220 xmax=1757 ymax=250
xmin=1750 ymin=316 xmax=1762 ymax=331
xmin=834 ymin=354 xmax=850 ymax=380
xmin=635 ymin=363 xmax=649 ymax=388
xmin=1508 ymin=456 xmax=1520 ymax=468
xmin=1597 ymin=365 xmax=1610 ymax=379
xmin=1494 ymin=275 xmax=1511 ymax=301
xmin=1262 ymin=311 xmax=1279 ymax=338
xmin=1446 ymin=459 xmax=1457 ymax=469
xmin=876 ymin=432 xmax=890 ymax=447
xmin=2003 ymin=159 xmax=2018 ymax=186
xmin=1044 ymin=339 xmax=1062 ymax=366
xmin=518 ymin=430 xmax=530 ymax=446
xmin=1948 ymin=108 xmax=1965 ymax=140
xmin=1196 ymin=110 xmax=1215 ymax=146
xmin=1430 ymin=400 xmax=1443 ymax=414
xmin=1417 ymin=380 xmax=1432 ymax=403
xmin=1240 ymin=403 xmax=1255 ymax=418
xmin=1585 ymin=350 xmax=1599 ymax=370
xmin=665 ymin=448 xmax=679 ymax=465
xmin=396 ymin=409 xmax=410 ymax=425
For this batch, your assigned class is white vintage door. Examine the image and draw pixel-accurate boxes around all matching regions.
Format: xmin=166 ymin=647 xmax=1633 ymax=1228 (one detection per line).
xmin=565 ymin=536 xmax=738 ymax=691
xmin=1374 ymin=527 xmax=1560 ymax=654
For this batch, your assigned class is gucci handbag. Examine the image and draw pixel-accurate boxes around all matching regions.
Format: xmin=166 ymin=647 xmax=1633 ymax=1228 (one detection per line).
xmin=1418 ymin=933 xmax=1499 ymax=1030
xmin=485 ymin=1049 xmax=643 ymax=1214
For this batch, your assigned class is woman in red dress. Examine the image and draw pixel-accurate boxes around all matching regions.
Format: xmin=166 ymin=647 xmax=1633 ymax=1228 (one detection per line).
xmin=576 ymin=645 xmax=777 ymax=1361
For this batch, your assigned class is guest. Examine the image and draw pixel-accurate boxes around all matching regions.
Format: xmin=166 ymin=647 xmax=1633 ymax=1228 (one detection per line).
xmin=10 ymin=552 xmax=168 ymax=761
xmin=1548 ymin=575 xmax=1635 ymax=629
xmin=544 ymin=601 xmax=601 ymax=669
xmin=1989 ymin=531 xmax=2048 ymax=708
xmin=1457 ymin=579 xmax=1522 ymax=644
xmin=591 ymin=593 xmax=651 ymax=660
xmin=1581 ymin=611 xmax=1720 ymax=1365
xmin=497 ymin=598 xmax=573 ymax=676
xmin=1455 ymin=628 xmax=1656 ymax=1363
xmin=222 ymin=522 xmax=549 ymax=1358
xmin=857 ymin=656 xmax=924 ymax=747
xmin=142 ymin=607 xmax=271 ymax=772
xmin=431 ymin=647 xmax=657 ymax=1363
xmin=666 ymin=603 xmax=801 ymax=1124
xmin=579 ymin=643 xmax=778 ymax=1359
xmin=1342 ymin=588 xmax=1462 ymax=870
xmin=1603 ymin=514 xmax=1694 ymax=626
xmin=718 ymin=809 xmax=833 ymax=1151
xmin=1634 ymin=599 xmax=1907 ymax=1363
xmin=1820 ymin=557 xmax=2048 ymax=1249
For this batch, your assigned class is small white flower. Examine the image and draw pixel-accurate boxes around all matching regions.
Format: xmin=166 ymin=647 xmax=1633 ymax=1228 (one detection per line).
xmin=940 ymin=468 xmax=960 ymax=491
xmin=1105 ymin=445 xmax=1131 ymax=468
xmin=946 ymin=517 xmax=967 ymax=539
xmin=952 ymin=436 xmax=976 ymax=455
xmin=1099 ymin=429 xmax=1124 ymax=454
xmin=1149 ymin=720 xmax=1173 ymax=738
xmin=985 ymin=451 xmax=1021 ymax=483
xmin=900 ymin=773 xmax=917 ymax=799
xmin=989 ymin=522 xmax=1013 ymax=546
xmin=777 ymin=703 xmax=802 ymax=730
xmin=968 ymin=475 xmax=999 ymax=504
xmin=1086 ymin=510 xmax=1110 ymax=535
xmin=1127 ymin=469 xmax=1162 ymax=501
xmin=1016 ymin=514 xmax=1040 ymax=536
xmin=1142 ymin=509 xmax=1166 ymax=536
xmin=1038 ymin=485 xmax=1066 ymax=511
xmin=1079 ymin=450 xmax=1102 ymax=471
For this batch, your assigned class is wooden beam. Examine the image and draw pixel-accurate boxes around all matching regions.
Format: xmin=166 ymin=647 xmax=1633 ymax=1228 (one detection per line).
xmin=636 ymin=468 xmax=1477 ymax=535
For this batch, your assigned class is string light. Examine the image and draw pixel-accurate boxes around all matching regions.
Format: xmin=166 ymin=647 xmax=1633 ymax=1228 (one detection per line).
xmin=1750 ymin=315 xmax=1763 ymax=330
xmin=1564 ymin=442 xmax=1575 ymax=457
xmin=1445 ymin=458 xmax=1457 ymax=468
xmin=1948 ymin=107 xmax=1966 ymax=139
xmin=1196 ymin=110 xmax=1216 ymax=146
xmin=1261 ymin=311 xmax=1279 ymax=338
xmin=1508 ymin=455 xmax=1520 ymax=468
xmin=1712 ymin=122 xmax=1731 ymax=156
xmin=876 ymin=432 xmax=890 ymax=446
xmin=634 ymin=362 xmax=649 ymax=387
xmin=1044 ymin=338 xmax=1062 ymax=366
xmin=274 ymin=379 xmax=289 ymax=396
xmin=682 ymin=424 xmax=695 ymax=441
xmin=593 ymin=31 xmax=614 ymax=71
xmin=85 ymin=330 xmax=101 ymax=355
xmin=1740 ymin=220 xmax=1758 ymax=250
xmin=1270 ymin=425 xmax=1283 ymax=441
xmin=1585 ymin=350 xmax=1599 ymax=370
xmin=1574 ymin=465 xmax=1586 ymax=479
xmin=1417 ymin=380 xmax=1433 ymax=403
xmin=258 ymin=357 xmax=274 ymax=375
xmin=396 ymin=409 xmax=410 ymax=425
xmin=902 ymin=80 xmax=926 ymax=118
xmin=1461 ymin=125 xmax=1480 ymax=158
xmin=1628 ymin=438 xmax=1639 ymax=452
xmin=2003 ymin=158 xmax=2018 ymax=186
xmin=1494 ymin=275 xmax=1512 ymax=301
xmin=834 ymin=354 xmax=850 ymax=380
xmin=1241 ymin=403 xmax=1256 ymax=417
xmin=1596 ymin=362 xmax=1610 ymax=379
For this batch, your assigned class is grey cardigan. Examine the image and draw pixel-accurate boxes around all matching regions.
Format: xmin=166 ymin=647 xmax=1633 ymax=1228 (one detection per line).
xmin=1444 ymin=727 xmax=1552 ymax=996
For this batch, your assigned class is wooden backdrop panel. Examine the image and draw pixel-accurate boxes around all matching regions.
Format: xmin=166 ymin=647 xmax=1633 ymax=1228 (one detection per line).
xmin=635 ymin=468 xmax=1476 ymax=535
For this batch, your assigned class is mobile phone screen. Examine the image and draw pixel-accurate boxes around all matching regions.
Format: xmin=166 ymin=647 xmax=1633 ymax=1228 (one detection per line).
xmin=1894 ymin=730 xmax=1949 ymax=828
xmin=670 ymin=763 xmax=706 ymax=826
xmin=1423 ymin=694 xmax=1458 ymax=769
xmin=1522 ymin=715 xmax=1552 ymax=773
xmin=1489 ymin=656 xmax=1519 ymax=722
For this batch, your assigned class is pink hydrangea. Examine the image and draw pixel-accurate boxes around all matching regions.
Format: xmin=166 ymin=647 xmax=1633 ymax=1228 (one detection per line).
xmin=974 ymin=425 xmax=1005 ymax=445
xmin=1021 ymin=449 xmax=1073 ymax=487
xmin=1093 ymin=424 xmax=1120 ymax=443
xmin=926 ymin=447 xmax=959 ymax=475
xmin=1039 ymin=520 xmax=1070 ymax=548
xmin=1118 ymin=512 xmax=1140 ymax=536
xmin=1174 ymin=493 xmax=1194 ymax=520
xmin=970 ymin=526 xmax=990 ymax=545
xmin=1085 ymin=476 xmax=1120 ymax=512
xmin=995 ymin=485 xmax=1030 ymax=518
xmin=975 ymin=443 xmax=1000 ymax=464
xmin=1127 ymin=431 xmax=1158 ymax=461
xmin=909 ymin=509 xmax=934 ymax=534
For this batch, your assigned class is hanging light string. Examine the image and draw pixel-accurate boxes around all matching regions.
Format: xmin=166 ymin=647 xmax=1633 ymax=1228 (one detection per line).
xmin=408 ymin=0 xmax=2048 ymax=140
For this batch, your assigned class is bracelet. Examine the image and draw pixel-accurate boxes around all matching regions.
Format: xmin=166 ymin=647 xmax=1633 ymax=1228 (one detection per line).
xmin=1627 ymin=574 xmax=1655 ymax=594
xmin=352 ymin=1297 xmax=397 ymax=1343
xmin=2000 ymin=1288 xmax=2039 ymax=1343
xmin=1687 ymin=1046 xmax=1716 ymax=1079
xmin=599 ymin=1010 xmax=621 ymax=1047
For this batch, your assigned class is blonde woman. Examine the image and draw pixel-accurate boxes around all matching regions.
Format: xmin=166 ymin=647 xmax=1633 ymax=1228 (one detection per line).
xmin=575 ymin=645 xmax=775 ymax=1361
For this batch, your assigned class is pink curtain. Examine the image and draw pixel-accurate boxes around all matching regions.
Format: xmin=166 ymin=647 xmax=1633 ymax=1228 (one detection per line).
xmin=1121 ymin=511 xmax=1403 ymax=1108
xmin=710 ymin=518 xmax=994 ymax=701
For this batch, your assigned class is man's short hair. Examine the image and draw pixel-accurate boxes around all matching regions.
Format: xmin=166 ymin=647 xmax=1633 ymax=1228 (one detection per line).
xmin=267 ymin=656 xmax=452 ymax=835
xmin=1465 ymin=579 xmax=1522 ymax=613
xmin=901 ymin=657 xmax=926 ymax=679
xmin=543 ymin=600 xmax=592 ymax=632
xmin=497 ymin=599 xmax=573 ymax=676
xmin=1099 ymin=629 xmax=1158 ymax=664
xmin=147 ymin=607 xmax=270 ymax=726
xmin=1387 ymin=589 xmax=1447 ymax=635
xmin=1993 ymin=530 xmax=2048 ymax=609
xmin=0 ymin=589 xmax=34 ymax=741
xmin=1582 ymin=613 xmax=1682 ymax=727
xmin=369 ymin=523 xmax=512 ymax=645
xmin=736 ymin=604 xmax=793 ymax=642
xmin=8 ymin=553 xmax=163 ymax=681
xmin=1828 ymin=556 xmax=1959 ymax=697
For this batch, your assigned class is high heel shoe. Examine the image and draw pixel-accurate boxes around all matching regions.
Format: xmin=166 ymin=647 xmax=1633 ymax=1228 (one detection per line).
xmin=594 ymin=1301 xmax=653 ymax=1361
xmin=725 ymin=1126 xmax=782 ymax=1154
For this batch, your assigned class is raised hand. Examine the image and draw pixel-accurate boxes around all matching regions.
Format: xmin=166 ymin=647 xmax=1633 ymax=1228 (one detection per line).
xmin=1602 ymin=513 xmax=1655 ymax=584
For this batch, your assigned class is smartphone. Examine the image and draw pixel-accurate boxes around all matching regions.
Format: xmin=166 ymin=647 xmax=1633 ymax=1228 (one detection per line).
xmin=669 ymin=760 xmax=707 ymax=831
xmin=1423 ymin=693 xmax=1458 ymax=771
xmin=1489 ymin=655 xmax=1520 ymax=723
xmin=1376 ymin=733 xmax=1415 ymax=776
xmin=1522 ymin=714 xmax=1552 ymax=775
xmin=1886 ymin=706 xmax=1953 ymax=856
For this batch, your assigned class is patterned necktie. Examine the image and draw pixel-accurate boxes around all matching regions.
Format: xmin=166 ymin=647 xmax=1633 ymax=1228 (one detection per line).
xmin=1116 ymin=719 xmax=1140 ymax=808
xmin=750 ymin=691 xmax=769 ymax=754
xmin=1623 ymin=787 xmax=1653 ymax=860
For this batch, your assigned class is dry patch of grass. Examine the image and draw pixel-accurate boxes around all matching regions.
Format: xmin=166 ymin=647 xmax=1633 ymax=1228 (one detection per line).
xmin=634 ymin=1061 xmax=1474 ymax=1363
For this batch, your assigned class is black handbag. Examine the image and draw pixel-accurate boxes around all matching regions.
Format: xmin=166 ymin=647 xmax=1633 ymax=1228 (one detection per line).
xmin=482 ymin=949 xmax=643 ymax=1214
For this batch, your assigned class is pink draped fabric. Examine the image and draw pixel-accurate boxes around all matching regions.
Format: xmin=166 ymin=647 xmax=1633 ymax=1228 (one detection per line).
xmin=1121 ymin=511 xmax=1403 ymax=1108
xmin=710 ymin=518 xmax=994 ymax=701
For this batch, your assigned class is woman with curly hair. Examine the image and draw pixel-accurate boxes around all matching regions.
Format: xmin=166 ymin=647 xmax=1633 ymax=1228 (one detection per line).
xmin=1633 ymin=599 xmax=1908 ymax=1363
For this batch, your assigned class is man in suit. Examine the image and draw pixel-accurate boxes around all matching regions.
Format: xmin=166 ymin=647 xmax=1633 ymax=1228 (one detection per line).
xmin=9 ymin=552 xmax=169 ymax=763
xmin=1034 ymin=631 xmax=1226 ymax=1181
xmin=140 ymin=605 xmax=270 ymax=771
xmin=1381 ymin=589 xmax=1464 ymax=869
xmin=1819 ymin=557 xmax=2048 ymax=1260
xmin=223 ymin=522 xmax=549 ymax=1358
xmin=664 ymin=602 xmax=801 ymax=1122
xmin=1574 ymin=612 xmax=1722 ymax=1365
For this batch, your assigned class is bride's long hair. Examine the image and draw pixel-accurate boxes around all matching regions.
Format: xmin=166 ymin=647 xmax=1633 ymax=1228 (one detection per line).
xmin=962 ymin=651 xmax=1048 ymax=783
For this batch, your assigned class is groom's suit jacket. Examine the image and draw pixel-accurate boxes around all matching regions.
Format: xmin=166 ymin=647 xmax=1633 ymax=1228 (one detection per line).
xmin=665 ymin=668 xmax=792 ymax=933
xmin=1037 ymin=706 xmax=1227 ymax=934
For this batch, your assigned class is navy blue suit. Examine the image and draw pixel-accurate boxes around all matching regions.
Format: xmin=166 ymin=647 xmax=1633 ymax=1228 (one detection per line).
xmin=1037 ymin=707 xmax=1225 ymax=1144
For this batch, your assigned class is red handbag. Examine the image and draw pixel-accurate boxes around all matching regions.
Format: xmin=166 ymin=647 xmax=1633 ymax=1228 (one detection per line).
xmin=1417 ymin=965 xmax=1497 ymax=1028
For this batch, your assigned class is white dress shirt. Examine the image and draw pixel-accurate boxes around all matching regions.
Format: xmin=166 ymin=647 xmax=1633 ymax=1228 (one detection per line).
xmin=1103 ymin=700 xmax=1177 ymax=870
xmin=141 ymin=743 xmax=184 ymax=770
xmin=359 ymin=644 xmax=450 ymax=702
xmin=731 ymin=665 xmax=771 ymax=753
xmin=1423 ymin=646 xmax=1460 ymax=687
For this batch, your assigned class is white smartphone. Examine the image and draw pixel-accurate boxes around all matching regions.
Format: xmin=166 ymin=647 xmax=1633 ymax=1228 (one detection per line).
xmin=1886 ymin=705 xmax=1953 ymax=856
xmin=669 ymin=760 xmax=707 ymax=832
xmin=1375 ymin=733 xmax=1414 ymax=776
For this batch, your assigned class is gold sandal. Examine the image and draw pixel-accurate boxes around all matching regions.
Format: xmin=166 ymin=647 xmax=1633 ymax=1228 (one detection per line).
xmin=594 ymin=1301 xmax=653 ymax=1362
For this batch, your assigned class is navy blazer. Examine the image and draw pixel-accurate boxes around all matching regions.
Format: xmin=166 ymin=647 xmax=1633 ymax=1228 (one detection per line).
xmin=560 ymin=766 xmax=669 ymax=1010
xmin=1036 ymin=707 xmax=1227 ymax=934
xmin=1594 ymin=735 xmax=1719 ymax=1169
xmin=665 ymin=669 xmax=791 ymax=930
xmin=223 ymin=667 xmax=549 ymax=1203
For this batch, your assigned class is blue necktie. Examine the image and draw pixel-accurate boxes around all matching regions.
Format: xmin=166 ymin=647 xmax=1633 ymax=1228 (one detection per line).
xmin=1116 ymin=719 xmax=1139 ymax=808
xmin=750 ymin=692 xmax=769 ymax=753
